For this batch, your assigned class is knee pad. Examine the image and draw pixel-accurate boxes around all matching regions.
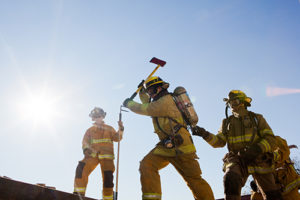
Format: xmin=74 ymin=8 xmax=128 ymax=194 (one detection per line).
xmin=265 ymin=189 xmax=283 ymax=200
xmin=75 ymin=161 xmax=86 ymax=179
xmin=223 ymin=172 xmax=242 ymax=195
xmin=103 ymin=171 xmax=114 ymax=188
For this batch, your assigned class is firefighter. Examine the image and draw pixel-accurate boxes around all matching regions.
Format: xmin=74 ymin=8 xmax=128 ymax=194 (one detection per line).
xmin=123 ymin=76 xmax=214 ymax=200
xmin=73 ymin=107 xmax=124 ymax=200
xmin=192 ymin=90 xmax=283 ymax=200
xmin=272 ymin=137 xmax=300 ymax=199
xmin=250 ymin=137 xmax=300 ymax=200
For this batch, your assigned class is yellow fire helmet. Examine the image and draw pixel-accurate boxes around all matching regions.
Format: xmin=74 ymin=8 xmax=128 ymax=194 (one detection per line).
xmin=224 ymin=90 xmax=252 ymax=107
xmin=89 ymin=107 xmax=106 ymax=119
xmin=145 ymin=76 xmax=169 ymax=89
xmin=145 ymin=76 xmax=163 ymax=89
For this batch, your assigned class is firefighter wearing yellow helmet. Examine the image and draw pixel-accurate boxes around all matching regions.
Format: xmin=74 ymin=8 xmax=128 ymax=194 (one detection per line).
xmin=73 ymin=107 xmax=124 ymax=200
xmin=192 ymin=90 xmax=283 ymax=200
xmin=123 ymin=76 xmax=214 ymax=200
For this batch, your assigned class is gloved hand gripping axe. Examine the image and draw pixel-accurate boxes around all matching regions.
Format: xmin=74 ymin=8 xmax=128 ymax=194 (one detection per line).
xmin=129 ymin=57 xmax=166 ymax=100
xmin=114 ymin=105 xmax=128 ymax=200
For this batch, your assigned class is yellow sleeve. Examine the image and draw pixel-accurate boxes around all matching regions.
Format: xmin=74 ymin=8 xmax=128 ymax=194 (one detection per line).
xmin=273 ymin=136 xmax=290 ymax=162
xmin=139 ymin=89 xmax=150 ymax=104
xmin=110 ymin=126 xmax=122 ymax=142
xmin=203 ymin=119 xmax=227 ymax=148
xmin=127 ymin=95 xmax=172 ymax=117
xmin=82 ymin=129 xmax=91 ymax=151
xmin=256 ymin=114 xmax=277 ymax=153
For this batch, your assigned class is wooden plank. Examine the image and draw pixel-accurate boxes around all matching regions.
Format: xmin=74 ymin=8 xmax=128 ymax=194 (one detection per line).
xmin=0 ymin=177 xmax=98 ymax=200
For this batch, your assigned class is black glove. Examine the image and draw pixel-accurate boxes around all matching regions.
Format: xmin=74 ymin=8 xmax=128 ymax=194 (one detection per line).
xmin=137 ymin=80 xmax=145 ymax=88
xmin=239 ymin=144 xmax=262 ymax=165
xmin=123 ymin=98 xmax=132 ymax=108
xmin=118 ymin=120 xmax=124 ymax=131
xmin=192 ymin=126 xmax=210 ymax=139
xmin=83 ymin=148 xmax=93 ymax=157
xmin=138 ymin=80 xmax=146 ymax=93
xmin=172 ymin=134 xmax=184 ymax=146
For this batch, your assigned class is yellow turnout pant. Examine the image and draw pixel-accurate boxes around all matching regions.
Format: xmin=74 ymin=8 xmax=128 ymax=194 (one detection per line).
xmin=74 ymin=156 xmax=115 ymax=200
xmin=139 ymin=150 xmax=214 ymax=200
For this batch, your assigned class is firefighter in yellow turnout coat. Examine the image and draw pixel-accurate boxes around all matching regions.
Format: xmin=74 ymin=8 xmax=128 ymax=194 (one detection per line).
xmin=272 ymin=136 xmax=300 ymax=199
xmin=192 ymin=90 xmax=283 ymax=200
xmin=251 ymin=136 xmax=300 ymax=200
xmin=73 ymin=107 xmax=124 ymax=200
xmin=123 ymin=77 xmax=214 ymax=200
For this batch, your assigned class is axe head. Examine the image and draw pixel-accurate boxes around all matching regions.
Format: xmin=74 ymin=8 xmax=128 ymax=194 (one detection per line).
xmin=150 ymin=57 xmax=166 ymax=67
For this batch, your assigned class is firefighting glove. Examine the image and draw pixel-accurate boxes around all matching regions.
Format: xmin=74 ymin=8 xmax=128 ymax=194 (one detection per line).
xmin=118 ymin=120 xmax=124 ymax=131
xmin=138 ymin=80 xmax=147 ymax=94
xmin=192 ymin=126 xmax=210 ymax=139
xmin=122 ymin=98 xmax=132 ymax=108
xmin=172 ymin=134 xmax=184 ymax=146
xmin=83 ymin=148 xmax=93 ymax=157
xmin=239 ymin=144 xmax=262 ymax=165
xmin=138 ymin=80 xmax=145 ymax=89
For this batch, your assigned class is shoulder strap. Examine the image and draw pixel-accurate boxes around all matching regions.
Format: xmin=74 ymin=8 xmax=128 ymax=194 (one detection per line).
xmin=222 ymin=115 xmax=233 ymax=152
xmin=154 ymin=117 xmax=170 ymax=137
xmin=171 ymin=93 xmax=191 ymax=127
xmin=223 ymin=105 xmax=231 ymax=137
xmin=154 ymin=117 xmax=185 ymax=137
xmin=248 ymin=111 xmax=261 ymax=138
xmin=169 ymin=117 xmax=186 ymax=131
xmin=222 ymin=115 xmax=233 ymax=138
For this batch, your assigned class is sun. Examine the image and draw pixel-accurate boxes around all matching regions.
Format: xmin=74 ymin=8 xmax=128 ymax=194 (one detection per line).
xmin=18 ymin=88 xmax=62 ymax=127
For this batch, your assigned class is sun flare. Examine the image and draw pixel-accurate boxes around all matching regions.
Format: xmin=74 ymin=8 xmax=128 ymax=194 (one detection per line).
xmin=18 ymin=89 xmax=61 ymax=126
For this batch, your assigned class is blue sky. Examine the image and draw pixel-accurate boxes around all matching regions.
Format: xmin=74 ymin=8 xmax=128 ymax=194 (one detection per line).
xmin=0 ymin=1 xmax=300 ymax=199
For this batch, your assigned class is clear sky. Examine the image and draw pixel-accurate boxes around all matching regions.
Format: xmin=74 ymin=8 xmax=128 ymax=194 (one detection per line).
xmin=1 ymin=0 xmax=300 ymax=199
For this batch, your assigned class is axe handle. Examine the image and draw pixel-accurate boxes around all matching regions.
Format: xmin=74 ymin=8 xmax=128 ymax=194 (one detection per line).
xmin=119 ymin=112 xmax=122 ymax=121
xmin=130 ymin=65 xmax=161 ymax=100
xmin=115 ymin=140 xmax=120 ymax=198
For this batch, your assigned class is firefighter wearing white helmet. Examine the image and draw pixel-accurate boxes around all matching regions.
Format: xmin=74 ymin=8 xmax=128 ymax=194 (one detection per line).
xmin=123 ymin=76 xmax=215 ymax=200
xmin=73 ymin=107 xmax=124 ymax=200
xmin=192 ymin=90 xmax=283 ymax=200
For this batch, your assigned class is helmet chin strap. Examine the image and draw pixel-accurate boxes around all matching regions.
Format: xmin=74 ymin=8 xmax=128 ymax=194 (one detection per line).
xmin=152 ymin=87 xmax=166 ymax=101
xmin=231 ymin=104 xmax=246 ymax=117
xmin=149 ymin=86 xmax=161 ymax=98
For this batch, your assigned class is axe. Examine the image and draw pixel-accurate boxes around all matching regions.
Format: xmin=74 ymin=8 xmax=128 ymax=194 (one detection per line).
xmin=129 ymin=57 xmax=166 ymax=100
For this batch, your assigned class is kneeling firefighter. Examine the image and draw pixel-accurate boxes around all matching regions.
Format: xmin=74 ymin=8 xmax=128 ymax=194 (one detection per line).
xmin=192 ymin=90 xmax=283 ymax=200
xmin=73 ymin=107 xmax=124 ymax=200
xmin=123 ymin=76 xmax=214 ymax=200
xmin=269 ymin=136 xmax=300 ymax=199
xmin=250 ymin=137 xmax=300 ymax=200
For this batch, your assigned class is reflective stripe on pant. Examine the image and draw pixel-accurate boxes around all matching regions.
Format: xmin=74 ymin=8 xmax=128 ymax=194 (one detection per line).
xmin=74 ymin=156 xmax=115 ymax=198
xmin=139 ymin=150 xmax=214 ymax=200
xmin=142 ymin=193 xmax=161 ymax=199
xmin=74 ymin=187 xmax=86 ymax=194
xmin=103 ymin=194 xmax=114 ymax=200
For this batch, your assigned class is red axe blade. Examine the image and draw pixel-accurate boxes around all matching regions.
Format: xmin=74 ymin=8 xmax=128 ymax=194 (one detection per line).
xmin=150 ymin=57 xmax=166 ymax=67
